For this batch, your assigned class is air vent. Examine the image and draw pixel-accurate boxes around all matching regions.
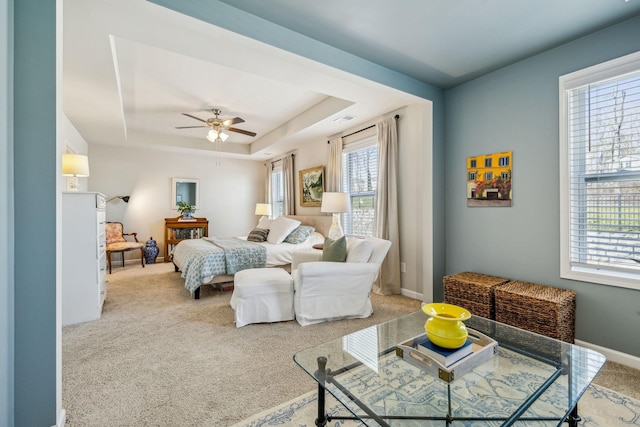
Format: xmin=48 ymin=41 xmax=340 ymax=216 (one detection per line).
xmin=333 ymin=115 xmax=355 ymax=124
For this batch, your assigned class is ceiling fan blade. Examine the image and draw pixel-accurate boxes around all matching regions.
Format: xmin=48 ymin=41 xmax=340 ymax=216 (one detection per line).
xmin=223 ymin=117 xmax=245 ymax=126
xmin=228 ymin=127 xmax=257 ymax=137
xmin=175 ymin=125 xmax=207 ymax=129
xmin=181 ymin=113 xmax=207 ymax=123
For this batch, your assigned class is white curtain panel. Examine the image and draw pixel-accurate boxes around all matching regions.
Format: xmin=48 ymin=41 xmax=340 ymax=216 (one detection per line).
xmin=282 ymin=154 xmax=295 ymax=215
xmin=264 ymin=162 xmax=272 ymax=205
xmin=374 ymin=117 xmax=401 ymax=295
xmin=326 ymin=137 xmax=343 ymax=192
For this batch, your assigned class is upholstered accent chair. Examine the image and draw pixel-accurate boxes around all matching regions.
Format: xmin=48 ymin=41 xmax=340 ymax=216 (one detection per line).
xmin=291 ymin=236 xmax=392 ymax=326
xmin=105 ymin=222 xmax=144 ymax=274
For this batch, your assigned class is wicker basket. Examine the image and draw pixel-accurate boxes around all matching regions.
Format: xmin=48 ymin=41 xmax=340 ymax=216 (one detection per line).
xmin=494 ymin=281 xmax=576 ymax=343
xmin=443 ymin=272 xmax=510 ymax=319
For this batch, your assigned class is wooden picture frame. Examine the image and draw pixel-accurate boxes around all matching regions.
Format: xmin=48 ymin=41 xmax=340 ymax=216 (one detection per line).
xmin=299 ymin=166 xmax=324 ymax=207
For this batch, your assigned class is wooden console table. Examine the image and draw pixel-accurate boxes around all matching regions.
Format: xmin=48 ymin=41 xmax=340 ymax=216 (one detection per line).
xmin=164 ymin=216 xmax=208 ymax=262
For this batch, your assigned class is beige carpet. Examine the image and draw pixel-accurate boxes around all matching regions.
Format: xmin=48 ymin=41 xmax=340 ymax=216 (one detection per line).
xmin=62 ymin=263 xmax=422 ymax=426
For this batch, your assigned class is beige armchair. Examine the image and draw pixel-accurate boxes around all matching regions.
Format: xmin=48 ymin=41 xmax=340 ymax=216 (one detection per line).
xmin=106 ymin=222 xmax=144 ymax=274
xmin=291 ymin=236 xmax=391 ymax=326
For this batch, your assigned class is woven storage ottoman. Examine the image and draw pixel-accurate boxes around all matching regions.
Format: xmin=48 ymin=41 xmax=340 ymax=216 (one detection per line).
xmin=494 ymin=281 xmax=576 ymax=343
xmin=444 ymin=272 xmax=510 ymax=319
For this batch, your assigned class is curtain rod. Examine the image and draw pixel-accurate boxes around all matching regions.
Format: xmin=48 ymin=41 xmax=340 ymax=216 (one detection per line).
xmin=327 ymin=114 xmax=399 ymax=143
xmin=269 ymin=153 xmax=295 ymax=168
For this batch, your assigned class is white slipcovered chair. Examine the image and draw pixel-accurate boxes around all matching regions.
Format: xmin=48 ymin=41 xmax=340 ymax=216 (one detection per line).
xmin=291 ymin=236 xmax=392 ymax=326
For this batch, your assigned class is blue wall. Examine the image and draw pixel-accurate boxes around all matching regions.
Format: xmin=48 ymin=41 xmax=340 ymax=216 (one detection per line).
xmin=1 ymin=0 xmax=13 ymax=425
xmin=13 ymin=0 xmax=57 ymax=425
xmin=444 ymin=16 xmax=640 ymax=356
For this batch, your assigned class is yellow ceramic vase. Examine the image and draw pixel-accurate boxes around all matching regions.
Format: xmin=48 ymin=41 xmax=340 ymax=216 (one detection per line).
xmin=422 ymin=303 xmax=472 ymax=349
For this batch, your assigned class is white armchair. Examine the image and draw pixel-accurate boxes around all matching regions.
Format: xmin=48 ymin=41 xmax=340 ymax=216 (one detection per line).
xmin=291 ymin=236 xmax=392 ymax=326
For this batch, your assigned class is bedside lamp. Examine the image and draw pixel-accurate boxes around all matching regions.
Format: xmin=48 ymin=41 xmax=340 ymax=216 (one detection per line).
xmin=321 ymin=192 xmax=350 ymax=240
xmin=62 ymin=154 xmax=90 ymax=191
xmin=255 ymin=203 xmax=272 ymax=222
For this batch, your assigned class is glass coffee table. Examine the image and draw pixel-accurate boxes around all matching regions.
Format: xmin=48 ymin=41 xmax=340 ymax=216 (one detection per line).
xmin=294 ymin=310 xmax=605 ymax=426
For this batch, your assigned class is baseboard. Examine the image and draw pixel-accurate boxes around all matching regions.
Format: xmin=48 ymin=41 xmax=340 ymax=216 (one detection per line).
xmin=401 ymin=288 xmax=422 ymax=301
xmin=54 ymin=408 xmax=66 ymax=427
xmin=575 ymin=339 xmax=640 ymax=371
xmin=121 ymin=257 xmax=167 ymax=266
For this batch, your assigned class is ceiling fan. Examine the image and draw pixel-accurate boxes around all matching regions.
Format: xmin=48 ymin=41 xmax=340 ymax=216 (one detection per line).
xmin=175 ymin=108 xmax=257 ymax=143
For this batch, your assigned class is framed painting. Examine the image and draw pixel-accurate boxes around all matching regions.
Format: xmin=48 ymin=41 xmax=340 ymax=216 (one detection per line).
xmin=299 ymin=166 xmax=324 ymax=207
xmin=467 ymin=151 xmax=512 ymax=207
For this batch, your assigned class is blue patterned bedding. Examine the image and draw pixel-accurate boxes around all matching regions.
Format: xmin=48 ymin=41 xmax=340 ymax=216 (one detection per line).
xmin=172 ymin=237 xmax=266 ymax=294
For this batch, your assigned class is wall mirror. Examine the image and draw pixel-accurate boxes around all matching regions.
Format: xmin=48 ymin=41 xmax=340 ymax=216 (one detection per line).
xmin=171 ymin=178 xmax=199 ymax=209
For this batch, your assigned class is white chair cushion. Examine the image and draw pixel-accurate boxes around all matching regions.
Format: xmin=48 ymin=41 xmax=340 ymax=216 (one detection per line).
xmin=266 ymin=216 xmax=301 ymax=244
xmin=233 ymin=268 xmax=292 ymax=297
xmin=346 ymin=240 xmax=374 ymax=263
xmin=231 ymin=268 xmax=294 ymax=327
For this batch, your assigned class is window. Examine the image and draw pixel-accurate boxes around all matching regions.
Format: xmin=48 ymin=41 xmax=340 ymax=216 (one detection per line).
xmin=560 ymin=51 xmax=640 ymax=290
xmin=270 ymin=164 xmax=284 ymax=218
xmin=342 ymin=135 xmax=378 ymax=236
xmin=499 ymin=156 xmax=510 ymax=167
xmin=468 ymin=172 xmax=477 ymax=181
xmin=484 ymin=158 xmax=492 ymax=167
xmin=470 ymin=159 xmax=477 ymax=168
xmin=484 ymin=172 xmax=493 ymax=181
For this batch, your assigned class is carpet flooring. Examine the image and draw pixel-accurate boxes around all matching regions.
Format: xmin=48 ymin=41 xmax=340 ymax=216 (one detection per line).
xmin=62 ymin=263 xmax=421 ymax=426
xmin=63 ymin=263 xmax=640 ymax=426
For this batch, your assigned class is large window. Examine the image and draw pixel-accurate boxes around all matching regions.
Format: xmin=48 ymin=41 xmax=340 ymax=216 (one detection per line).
xmin=342 ymin=135 xmax=378 ymax=236
xmin=560 ymin=51 xmax=640 ymax=290
xmin=270 ymin=164 xmax=284 ymax=218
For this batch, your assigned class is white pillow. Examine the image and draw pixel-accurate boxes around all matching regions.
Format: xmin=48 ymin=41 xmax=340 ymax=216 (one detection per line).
xmin=257 ymin=217 xmax=273 ymax=229
xmin=346 ymin=240 xmax=374 ymax=263
xmin=266 ymin=216 xmax=301 ymax=244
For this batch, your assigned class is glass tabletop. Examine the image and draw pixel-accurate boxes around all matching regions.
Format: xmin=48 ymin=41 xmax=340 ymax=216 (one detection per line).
xmin=294 ymin=310 xmax=605 ymax=427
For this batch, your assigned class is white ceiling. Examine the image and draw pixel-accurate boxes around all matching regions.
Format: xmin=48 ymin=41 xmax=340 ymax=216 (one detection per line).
xmin=63 ymin=0 xmax=640 ymax=160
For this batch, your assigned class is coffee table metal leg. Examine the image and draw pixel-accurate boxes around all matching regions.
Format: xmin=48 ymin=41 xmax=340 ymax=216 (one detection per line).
xmin=315 ymin=356 xmax=328 ymax=427
xmin=566 ymin=404 xmax=581 ymax=427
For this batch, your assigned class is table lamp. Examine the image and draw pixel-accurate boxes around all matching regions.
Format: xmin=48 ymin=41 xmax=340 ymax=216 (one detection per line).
xmin=61 ymin=154 xmax=90 ymax=191
xmin=321 ymin=192 xmax=350 ymax=240
xmin=255 ymin=203 xmax=272 ymax=222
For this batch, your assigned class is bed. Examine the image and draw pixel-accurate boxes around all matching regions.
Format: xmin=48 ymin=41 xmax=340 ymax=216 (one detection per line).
xmin=172 ymin=215 xmax=332 ymax=298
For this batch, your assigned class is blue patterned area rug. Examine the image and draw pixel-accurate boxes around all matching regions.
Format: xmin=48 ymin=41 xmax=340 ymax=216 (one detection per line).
xmin=233 ymin=349 xmax=640 ymax=427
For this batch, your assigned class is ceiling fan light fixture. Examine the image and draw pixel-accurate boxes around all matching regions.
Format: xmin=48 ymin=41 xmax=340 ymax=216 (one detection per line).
xmin=207 ymin=128 xmax=229 ymax=144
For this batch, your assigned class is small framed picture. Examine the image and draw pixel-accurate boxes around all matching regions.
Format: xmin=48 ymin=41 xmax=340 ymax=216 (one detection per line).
xmin=299 ymin=166 xmax=324 ymax=207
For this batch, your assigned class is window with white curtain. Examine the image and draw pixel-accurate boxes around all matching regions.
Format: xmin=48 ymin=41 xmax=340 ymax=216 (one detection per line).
xmin=342 ymin=135 xmax=378 ymax=236
xmin=559 ymin=51 xmax=640 ymax=290
xmin=270 ymin=163 xmax=284 ymax=218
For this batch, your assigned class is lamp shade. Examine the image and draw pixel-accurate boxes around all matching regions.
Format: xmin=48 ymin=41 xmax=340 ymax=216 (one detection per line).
xmin=255 ymin=203 xmax=272 ymax=216
xmin=321 ymin=192 xmax=350 ymax=213
xmin=61 ymin=154 xmax=90 ymax=177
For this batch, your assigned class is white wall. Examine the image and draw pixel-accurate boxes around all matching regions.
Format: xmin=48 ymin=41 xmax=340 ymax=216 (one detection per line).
xmin=62 ymin=114 xmax=89 ymax=192
xmin=88 ymin=144 xmax=264 ymax=260
xmin=289 ymin=104 xmax=433 ymax=299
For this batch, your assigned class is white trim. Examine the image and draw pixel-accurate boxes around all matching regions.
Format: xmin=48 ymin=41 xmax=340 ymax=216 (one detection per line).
xmin=401 ymin=288 xmax=422 ymax=301
xmin=558 ymin=50 xmax=640 ymax=290
xmin=54 ymin=409 xmax=66 ymax=427
xmin=575 ymin=339 xmax=640 ymax=371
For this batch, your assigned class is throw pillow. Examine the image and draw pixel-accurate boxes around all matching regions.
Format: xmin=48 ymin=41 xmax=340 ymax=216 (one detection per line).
xmin=346 ymin=240 xmax=374 ymax=263
xmin=257 ymin=217 xmax=273 ymax=230
xmin=247 ymin=228 xmax=269 ymax=242
xmin=266 ymin=216 xmax=302 ymax=244
xmin=284 ymin=226 xmax=315 ymax=244
xmin=322 ymin=236 xmax=347 ymax=262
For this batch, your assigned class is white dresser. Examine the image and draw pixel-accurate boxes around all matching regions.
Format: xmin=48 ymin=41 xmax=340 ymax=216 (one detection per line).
xmin=62 ymin=192 xmax=108 ymax=326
